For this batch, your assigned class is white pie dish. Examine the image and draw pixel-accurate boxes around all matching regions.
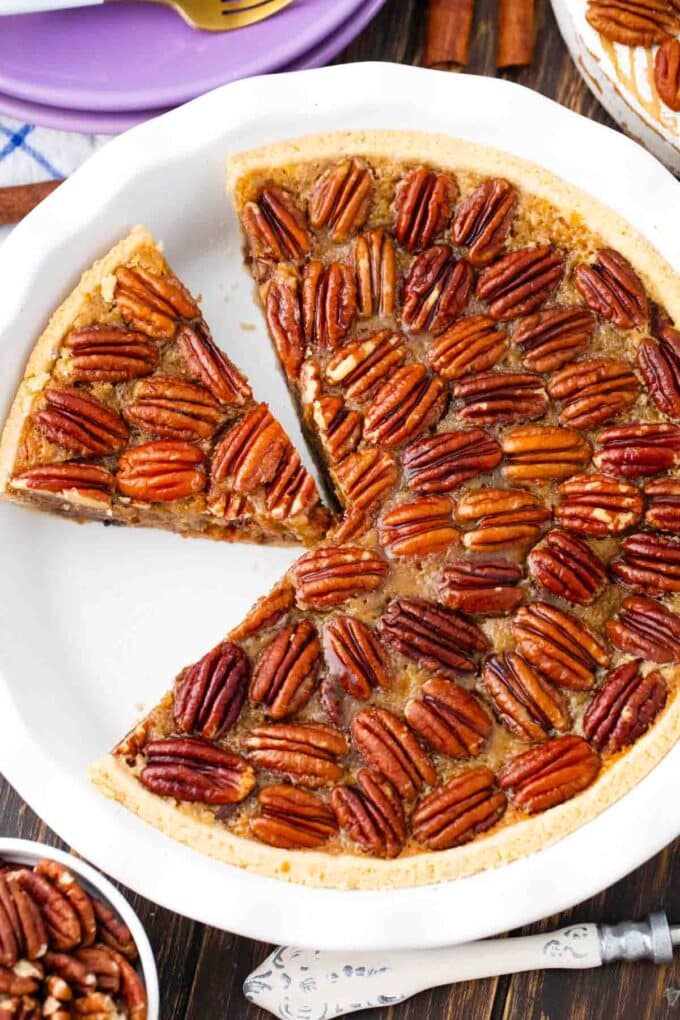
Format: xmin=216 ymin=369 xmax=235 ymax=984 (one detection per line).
xmin=0 ymin=62 xmax=678 ymax=950
xmin=0 ymin=838 xmax=159 ymax=1018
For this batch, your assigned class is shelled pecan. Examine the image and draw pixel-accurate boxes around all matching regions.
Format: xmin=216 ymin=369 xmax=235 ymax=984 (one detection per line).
xmin=0 ymin=873 xmax=47 ymax=964
xmin=353 ymin=229 xmax=398 ymax=317
xmin=636 ymin=325 xmax=680 ymax=418
xmin=334 ymin=448 xmax=399 ymax=512
xmin=393 ymin=167 xmax=457 ymax=252
xmin=262 ymin=268 xmax=306 ymax=381
xmin=405 ymin=679 xmax=492 ymax=757
xmin=528 ymin=529 xmax=606 ymax=606
xmin=412 ymin=767 xmax=506 ymax=850
xmin=583 ymin=660 xmax=667 ymax=753
xmin=378 ymin=496 xmax=459 ymax=558
xmin=456 ymin=487 xmax=551 ymax=551
xmin=291 ymin=545 xmax=389 ymax=609
xmin=610 ymin=531 xmax=680 ymax=593
xmin=401 ymin=245 xmax=473 ymax=334
xmin=512 ymin=601 xmax=610 ymax=689
xmin=245 ymin=722 xmax=348 ymax=787
xmin=574 ymin=248 xmax=648 ymax=329
xmin=439 ymin=558 xmax=524 ymax=614
xmin=301 ymin=260 xmax=357 ymax=350
xmin=312 ymin=396 xmax=362 ymax=464
xmin=502 ymin=426 xmax=592 ymax=483
xmin=586 ymin=0 xmax=679 ymax=46
xmin=308 ymin=158 xmax=372 ymax=242
xmin=177 ymin=322 xmax=252 ymax=405
xmin=10 ymin=463 xmax=114 ymax=506
xmin=325 ymin=330 xmax=406 ymax=400
xmin=454 ymin=371 xmax=548 ymax=426
xmin=498 ymin=735 xmax=600 ymax=813
xmin=403 ymin=428 xmax=503 ymax=494
xmin=594 ymin=422 xmax=680 ymax=477
xmin=547 ymin=357 xmax=640 ymax=429
xmin=451 ymin=178 xmax=518 ymax=267
xmin=655 ymin=38 xmax=680 ymax=111
xmin=33 ymin=386 xmax=128 ymax=457
xmin=331 ymin=770 xmax=407 ymax=859
xmin=605 ymin=595 xmax=680 ymax=662
xmin=60 ymin=325 xmax=159 ymax=383
xmin=481 ymin=652 xmax=570 ymax=741
xmin=249 ymin=620 xmax=321 ymax=718
xmin=264 ymin=447 xmax=319 ymax=521
xmin=122 ymin=376 xmax=224 ymax=440
xmin=228 ymin=581 xmax=294 ymax=642
xmin=644 ymin=477 xmax=680 ymax=532
xmin=114 ymin=264 xmax=198 ymax=338
xmin=116 ymin=441 xmax=206 ymax=502
xmin=362 ymin=364 xmax=447 ymax=447
xmin=211 ymin=404 xmax=286 ymax=493
xmin=378 ymin=597 xmax=488 ymax=677
xmin=475 ymin=245 xmax=564 ymax=320
xmin=323 ymin=616 xmax=390 ymax=699
xmin=241 ymin=186 xmax=310 ymax=263
xmin=555 ymin=473 xmax=643 ymax=536
xmin=250 ymin=786 xmax=338 ymax=850
xmin=140 ymin=737 xmax=255 ymax=804
xmin=351 ymin=707 xmax=436 ymax=798
xmin=429 ymin=314 xmax=508 ymax=380
xmin=512 ymin=307 xmax=595 ymax=372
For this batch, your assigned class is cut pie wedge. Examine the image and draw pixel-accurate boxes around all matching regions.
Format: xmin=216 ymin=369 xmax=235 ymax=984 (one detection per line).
xmin=86 ymin=131 xmax=680 ymax=889
xmin=0 ymin=226 xmax=329 ymax=545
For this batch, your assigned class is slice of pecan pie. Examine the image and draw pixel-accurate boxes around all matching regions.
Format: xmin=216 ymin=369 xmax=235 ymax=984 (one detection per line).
xmin=0 ymin=227 xmax=328 ymax=545
xmin=92 ymin=132 xmax=680 ymax=889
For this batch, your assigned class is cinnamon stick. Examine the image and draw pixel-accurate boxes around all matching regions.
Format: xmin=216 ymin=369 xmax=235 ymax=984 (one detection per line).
xmin=0 ymin=179 xmax=63 ymax=227
xmin=423 ymin=0 xmax=475 ymax=68
xmin=497 ymin=0 xmax=535 ymax=68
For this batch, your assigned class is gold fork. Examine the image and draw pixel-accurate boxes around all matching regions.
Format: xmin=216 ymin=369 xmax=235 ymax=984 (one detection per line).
xmin=139 ymin=0 xmax=294 ymax=30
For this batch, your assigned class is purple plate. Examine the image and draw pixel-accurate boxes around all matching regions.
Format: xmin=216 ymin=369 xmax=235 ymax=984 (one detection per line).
xmin=0 ymin=0 xmax=369 ymax=113
xmin=0 ymin=0 xmax=388 ymax=135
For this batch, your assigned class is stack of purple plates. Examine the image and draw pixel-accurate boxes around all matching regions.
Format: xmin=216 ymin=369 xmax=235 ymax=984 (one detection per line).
xmin=0 ymin=0 xmax=387 ymax=133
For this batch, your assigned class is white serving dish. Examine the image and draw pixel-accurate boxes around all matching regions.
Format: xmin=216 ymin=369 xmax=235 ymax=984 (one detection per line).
xmin=551 ymin=0 xmax=680 ymax=173
xmin=0 ymin=63 xmax=678 ymax=951
xmin=0 ymin=838 xmax=159 ymax=1018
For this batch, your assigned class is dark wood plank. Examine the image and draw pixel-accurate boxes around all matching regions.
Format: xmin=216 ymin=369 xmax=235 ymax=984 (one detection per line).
xmin=1 ymin=2 xmax=677 ymax=1018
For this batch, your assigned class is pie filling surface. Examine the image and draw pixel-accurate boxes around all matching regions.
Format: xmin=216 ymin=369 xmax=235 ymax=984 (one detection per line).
xmin=3 ymin=131 xmax=680 ymax=890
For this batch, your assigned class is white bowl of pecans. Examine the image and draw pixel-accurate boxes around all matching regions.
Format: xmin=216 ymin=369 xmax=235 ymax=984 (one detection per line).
xmin=0 ymin=839 xmax=158 ymax=1020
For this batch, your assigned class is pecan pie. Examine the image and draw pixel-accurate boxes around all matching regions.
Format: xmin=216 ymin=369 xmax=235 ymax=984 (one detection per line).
xmin=86 ymin=132 xmax=680 ymax=888
xmin=0 ymin=227 xmax=328 ymax=545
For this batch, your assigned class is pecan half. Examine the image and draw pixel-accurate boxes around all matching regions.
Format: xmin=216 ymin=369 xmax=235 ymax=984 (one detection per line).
xmin=177 ymin=322 xmax=252 ymax=405
xmin=0 ymin=873 xmax=47 ymax=965
xmin=482 ymin=652 xmax=570 ymax=741
xmin=241 ymin=186 xmax=310 ymax=262
xmin=456 ymin=487 xmax=551 ymax=551
xmin=228 ymin=581 xmax=294 ymax=642
xmin=512 ymin=306 xmax=596 ymax=372
xmin=324 ymin=616 xmax=390 ymax=699
xmin=498 ymin=735 xmax=601 ymax=813
xmin=403 ymin=428 xmax=502 ymax=494
xmin=312 ymin=396 xmax=361 ymax=464
xmin=454 ymin=371 xmax=548 ymax=425
xmin=378 ymin=597 xmax=488 ymax=677
xmin=15 ymin=872 xmax=80 ymax=952
xmin=586 ymin=0 xmax=679 ymax=45
xmin=412 ymin=767 xmax=507 ymax=851
xmin=99 ymin=948 xmax=146 ymax=1020
xmin=262 ymin=268 xmax=305 ymax=382
xmin=547 ymin=357 xmax=640 ymax=429
xmin=117 ymin=441 xmax=205 ymax=502
xmin=33 ymin=386 xmax=128 ymax=457
xmin=351 ymin=707 xmax=436 ymax=798
xmin=250 ymin=786 xmax=338 ymax=850
xmin=353 ymin=229 xmax=398 ymax=318
xmin=401 ymin=245 xmax=473 ymax=335
xmin=393 ymin=166 xmax=457 ymax=252
xmin=42 ymin=949 xmax=94 ymax=992
xmin=430 ymin=323 xmax=508 ymax=394
xmin=362 ymin=364 xmax=447 ymax=448
xmin=331 ymin=770 xmax=407 ymax=858
xmin=405 ymin=679 xmax=492 ymax=758
xmin=61 ymin=325 xmax=159 ymax=383
xmin=211 ymin=404 xmax=286 ymax=493
xmin=74 ymin=945 xmax=121 ymax=992
xmin=263 ymin=447 xmax=320 ymax=521
xmin=655 ymin=38 xmax=680 ymax=111
xmin=174 ymin=641 xmax=248 ymax=738
xmin=308 ymin=158 xmax=372 ymax=242
xmin=327 ymin=508 xmax=373 ymax=545
xmin=439 ymin=558 xmax=524 ymax=614
xmin=123 ymin=376 xmax=223 ymax=440
xmin=290 ymin=546 xmax=389 ymax=609
xmin=606 ymin=595 xmax=680 ymax=662
xmin=594 ymin=422 xmax=680 ymax=478
xmin=502 ymin=426 xmax=592 ymax=483
xmin=10 ymin=463 xmax=114 ymax=506
xmin=334 ymin=448 xmax=399 ymax=512
xmin=114 ymin=265 xmax=198 ymax=338
xmin=452 ymin=178 xmax=518 ymax=267
xmin=302 ymin=260 xmax=357 ymax=350
xmin=574 ymin=248 xmax=648 ymax=329
xmin=0 ymin=964 xmax=41 ymax=997
xmin=512 ymin=601 xmax=610 ymax=689
xmin=140 ymin=737 xmax=255 ymax=804
xmin=249 ymin=620 xmax=321 ymax=719
xmin=245 ymin=722 xmax=348 ymax=787
xmin=644 ymin=477 xmax=680 ymax=532
xmin=476 ymin=246 xmax=564 ymax=320
xmin=34 ymin=861 xmax=96 ymax=949
xmin=90 ymin=899 xmax=136 ymax=961
xmin=583 ymin=660 xmax=667 ymax=753
xmin=325 ymin=330 xmax=406 ymax=400
xmin=528 ymin=529 xmax=606 ymax=606
xmin=555 ymin=472 xmax=643 ymax=536
xmin=637 ymin=326 xmax=680 ymax=418
xmin=378 ymin=496 xmax=459 ymax=557
xmin=611 ymin=532 xmax=680 ymax=593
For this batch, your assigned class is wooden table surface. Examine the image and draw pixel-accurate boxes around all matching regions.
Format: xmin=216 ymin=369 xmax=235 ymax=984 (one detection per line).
xmin=2 ymin=1 xmax=678 ymax=1017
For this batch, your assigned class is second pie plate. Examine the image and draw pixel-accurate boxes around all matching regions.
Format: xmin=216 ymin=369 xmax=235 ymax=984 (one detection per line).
xmin=0 ymin=63 xmax=678 ymax=950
